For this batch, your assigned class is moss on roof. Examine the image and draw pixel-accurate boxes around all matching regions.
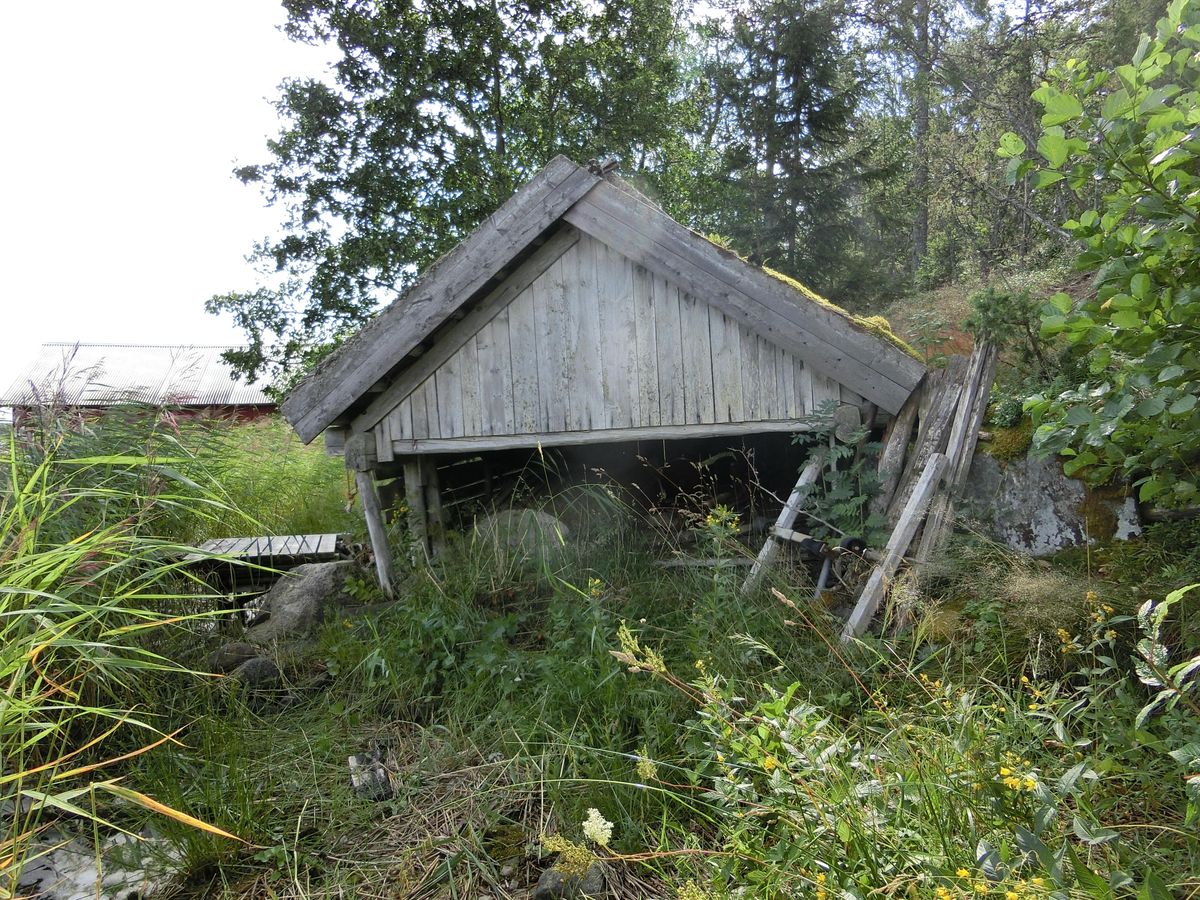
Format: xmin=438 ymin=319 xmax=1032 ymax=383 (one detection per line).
xmin=760 ymin=266 xmax=925 ymax=363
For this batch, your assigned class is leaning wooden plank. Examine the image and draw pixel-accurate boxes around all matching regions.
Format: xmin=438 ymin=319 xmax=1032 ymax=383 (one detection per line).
xmin=841 ymin=453 xmax=949 ymax=641
xmin=741 ymin=456 xmax=823 ymax=595
xmin=284 ymin=157 xmax=599 ymax=443
xmin=404 ymin=461 xmax=429 ymax=563
xmin=887 ymin=357 xmax=966 ymax=527
xmin=870 ymin=380 xmax=922 ymax=518
xmin=915 ymin=344 xmax=1000 ymax=560
xmin=350 ymin=226 xmax=581 ymax=437
xmin=355 ymin=470 xmax=395 ymax=599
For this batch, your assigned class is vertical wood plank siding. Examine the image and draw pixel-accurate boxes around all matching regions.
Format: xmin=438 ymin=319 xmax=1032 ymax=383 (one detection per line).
xmin=382 ymin=233 xmax=863 ymax=443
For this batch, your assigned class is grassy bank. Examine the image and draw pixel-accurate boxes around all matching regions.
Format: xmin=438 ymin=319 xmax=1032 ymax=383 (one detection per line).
xmin=4 ymin=407 xmax=1199 ymax=900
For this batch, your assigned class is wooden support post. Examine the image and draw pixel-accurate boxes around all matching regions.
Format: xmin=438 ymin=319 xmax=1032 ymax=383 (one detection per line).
xmin=742 ymin=456 xmax=823 ymax=595
xmin=403 ymin=460 xmax=430 ymax=563
xmin=354 ymin=469 xmax=395 ymax=600
xmin=842 ymin=453 xmax=948 ymax=641
xmin=422 ymin=457 xmax=446 ymax=557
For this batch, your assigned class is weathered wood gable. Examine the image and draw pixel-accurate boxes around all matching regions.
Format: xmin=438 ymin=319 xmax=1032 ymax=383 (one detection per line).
xmin=372 ymin=229 xmax=862 ymax=457
xmin=282 ymin=156 xmax=926 ymax=453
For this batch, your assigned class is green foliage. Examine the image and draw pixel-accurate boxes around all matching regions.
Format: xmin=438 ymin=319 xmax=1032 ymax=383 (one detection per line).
xmin=793 ymin=402 xmax=888 ymax=546
xmin=1003 ymin=0 xmax=1200 ymax=505
xmin=0 ymin=432 xmax=239 ymax=896
xmin=211 ymin=0 xmax=684 ymax=384
xmin=967 ymin=287 xmax=1055 ymax=381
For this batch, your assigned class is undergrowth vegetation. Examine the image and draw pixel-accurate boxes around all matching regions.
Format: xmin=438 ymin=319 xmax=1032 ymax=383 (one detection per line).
xmin=4 ymin=405 xmax=1200 ymax=900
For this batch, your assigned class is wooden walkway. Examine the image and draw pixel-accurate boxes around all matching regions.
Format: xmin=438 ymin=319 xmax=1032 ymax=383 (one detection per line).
xmin=186 ymin=534 xmax=341 ymax=563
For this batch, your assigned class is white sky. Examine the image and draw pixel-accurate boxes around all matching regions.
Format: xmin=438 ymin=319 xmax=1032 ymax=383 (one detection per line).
xmin=0 ymin=1 xmax=337 ymax=398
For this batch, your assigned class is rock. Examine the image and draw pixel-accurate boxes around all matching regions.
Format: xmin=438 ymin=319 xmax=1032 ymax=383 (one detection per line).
xmin=15 ymin=826 xmax=181 ymax=900
xmin=206 ymin=641 xmax=258 ymax=674
xmin=962 ymin=453 xmax=1141 ymax=555
xmin=244 ymin=561 xmax=365 ymax=645
xmin=230 ymin=657 xmax=282 ymax=688
xmin=476 ymin=510 xmax=570 ymax=567
xmin=534 ymin=861 xmax=604 ymax=899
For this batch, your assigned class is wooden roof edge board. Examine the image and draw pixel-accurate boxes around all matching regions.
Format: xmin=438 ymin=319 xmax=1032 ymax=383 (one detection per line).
xmin=562 ymin=199 xmax=916 ymax=413
xmin=348 ymin=224 xmax=582 ymax=437
xmin=283 ymin=155 xmax=600 ymax=443
xmin=576 ymin=180 xmax=926 ymax=391
xmin=383 ymin=419 xmax=821 ymax=455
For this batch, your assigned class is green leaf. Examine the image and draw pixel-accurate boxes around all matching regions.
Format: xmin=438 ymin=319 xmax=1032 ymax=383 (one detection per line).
xmin=1043 ymin=93 xmax=1084 ymax=126
xmin=1169 ymin=394 xmax=1197 ymax=413
xmin=1138 ymin=871 xmax=1173 ymax=900
xmin=998 ymin=132 xmax=1027 ymax=157
xmin=1157 ymin=364 xmax=1185 ymax=381
xmin=1038 ymin=133 xmax=1071 ymax=167
xmin=1050 ymin=292 xmax=1073 ymax=314
xmin=1137 ymin=397 xmax=1167 ymax=416
xmin=1109 ymin=309 xmax=1144 ymax=328
xmin=1064 ymin=451 xmax=1099 ymax=475
xmin=1032 ymin=169 xmax=1065 ymax=188
xmin=1064 ymin=406 xmax=1095 ymax=425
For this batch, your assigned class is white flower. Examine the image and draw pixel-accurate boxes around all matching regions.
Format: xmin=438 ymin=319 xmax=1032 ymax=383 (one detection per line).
xmin=581 ymin=808 xmax=613 ymax=847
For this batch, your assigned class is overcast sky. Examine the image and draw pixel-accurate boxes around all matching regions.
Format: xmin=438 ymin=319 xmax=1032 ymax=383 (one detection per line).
xmin=0 ymin=1 xmax=336 ymax=398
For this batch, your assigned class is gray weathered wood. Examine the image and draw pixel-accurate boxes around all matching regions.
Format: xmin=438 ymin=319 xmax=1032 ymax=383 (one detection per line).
xmin=403 ymin=461 xmax=429 ymax=562
xmin=916 ymin=343 xmax=1000 ymax=560
xmin=841 ymin=453 xmax=949 ymax=641
xmin=632 ymin=263 xmax=661 ymax=427
xmin=654 ymin=275 xmax=685 ymax=425
xmin=507 ymin=281 xmax=540 ymax=432
xmin=422 ymin=457 xmax=446 ymax=557
xmin=388 ymin=419 xmax=817 ymax=455
xmin=376 ymin=417 xmax=394 ymax=463
xmin=710 ymin=305 xmax=744 ymax=423
xmin=887 ymin=355 xmax=967 ymax=527
xmin=324 ymin=427 xmax=346 ymax=458
xmin=285 ymin=157 xmax=598 ymax=443
xmin=356 ymin=470 xmax=395 ymax=599
xmin=740 ymin=325 xmax=761 ymax=420
xmin=345 ymin=431 xmax=377 ymax=472
xmin=680 ymin=291 xmax=716 ymax=424
xmin=477 ymin=312 xmax=514 ymax=435
xmin=185 ymin=534 xmax=341 ymax=563
xmin=349 ymin=226 xmax=581 ymax=437
xmin=563 ymin=181 xmax=924 ymax=413
xmin=742 ymin=456 xmax=824 ymax=595
xmin=870 ymin=385 xmax=922 ymax=518
xmin=596 ymin=238 xmax=639 ymax=428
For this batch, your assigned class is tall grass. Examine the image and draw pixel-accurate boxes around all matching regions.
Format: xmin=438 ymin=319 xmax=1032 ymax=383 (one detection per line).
xmin=0 ymin=427 xmax=240 ymax=898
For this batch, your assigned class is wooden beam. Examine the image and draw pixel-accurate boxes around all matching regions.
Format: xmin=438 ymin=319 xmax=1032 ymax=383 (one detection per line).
xmin=842 ymin=453 xmax=948 ymax=641
xmin=344 ymin=431 xmax=377 ymax=473
xmin=386 ymin=419 xmax=820 ymax=455
xmin=324 ymin=427 xmax=346 ymax=458
xmin=349 ymin=226 xmax=581 ymax=437
xmin=742 ymin=456 xmax=823 ymax=595
xmin=355 ymin=470 xmax=395 ymax=599
xmin=563 ymin=181 xmax=925 ymax=413
xmin=870 ymin=386 xmax=921 ymax=518
xmin=403 ymin=461 xmax=429 ymax=563
xmin=283 ymin=156 xmax=600 ymax=443
xmin=422 ymin=457 xmax=446 ymax=557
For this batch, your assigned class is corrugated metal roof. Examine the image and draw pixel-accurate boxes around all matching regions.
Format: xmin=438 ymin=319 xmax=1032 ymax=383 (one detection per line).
xmin=0 ymin=344 xmax=274 ymax=408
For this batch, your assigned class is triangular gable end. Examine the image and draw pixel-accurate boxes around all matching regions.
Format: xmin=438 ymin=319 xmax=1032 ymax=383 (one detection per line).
xmin=282 ymin=157 xmax=925 ymax=447
xmin=361 ymin=228 xmax=863 ymax=454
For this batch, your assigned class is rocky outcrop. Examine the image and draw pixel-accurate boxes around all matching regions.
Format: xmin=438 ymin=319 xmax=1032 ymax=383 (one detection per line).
xmin=962 ymin=452 xmax=1141 ymax=556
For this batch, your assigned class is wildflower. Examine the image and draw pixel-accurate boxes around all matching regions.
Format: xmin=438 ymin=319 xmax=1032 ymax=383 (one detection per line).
xmin=582 ymin=808 xmax=613 ymax=847
xmin=636 ymin=746 xmax=658 ymax=782
xmin=975 ymin=883 xmax=989 ymax=893
xmin=937 ymin=887 xmax=952 ymax=900
xmin=763 ymin=756 xmax=778 ymax=773
xmin=1028 ymin=703 xmax=1039 ymax=710
xmin=541 ymin=833 xmax=596 ymax=878
xmin=678 ymin=880 xmax=709 ymax=900
xmin=1003 ymin=776 xmax=1022 ymax=790
xmin=1005 ymin=892 xmax=1019 ymax=900
xmin=1106 ymin=629 xmax=1117 ymax=640
xmin=1022 ymin=776 xmax=1037 ymax=792
xmin=957 ymin=869 xmax=971 ymax=878
xmin=1031 ymin=878 xmax=1044 ymax=887
xmin=588 ymin=577 xmax=603 ymax=598
xmin=999 ymin=766 xmax=1013 ymax=776
xmin=1020 ymin=676 xmax=1029 ymax=684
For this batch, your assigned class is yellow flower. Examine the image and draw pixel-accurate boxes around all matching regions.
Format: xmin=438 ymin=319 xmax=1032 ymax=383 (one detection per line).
xmin=957 ymin=869 xmax=971 ymax=878
xmin=1028 ymin=703 xmax=1039 ymax=710
xmin=974 ymin=883 xmax=989 ymax=894
xmin=1003 ymin=776 xmax=1022 ymax=790
xmin=1106 ymin=630 xmax=1117 ymax=640
xmin=937 ymin=887 xmax=952 ymax=900
xmin=1031 ymin=878 xmax=1044 ymax=887
xmin=763 ymin=756 xmax=778 ymax=772
xmin=1005 ymin=892 xmax=1018 ymax=900
xmin=1020 ymin=676 xmax=1029 ymax=684
xmin=999 ymin=766 xmax=1013 ymax=776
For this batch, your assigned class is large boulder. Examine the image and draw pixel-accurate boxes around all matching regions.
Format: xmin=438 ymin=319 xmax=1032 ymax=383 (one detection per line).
xmin=962 ymin=453 xmax=1140 ymax=556
xmin=244 ymin=561 xmax=364 ymax=645
xmin=476 ymin=509 xmax=570 ymax=567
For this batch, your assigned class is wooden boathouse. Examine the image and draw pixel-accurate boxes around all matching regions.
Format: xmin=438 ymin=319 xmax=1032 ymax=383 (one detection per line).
xmin=281 ymin=156 xmax=927 ymax=593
